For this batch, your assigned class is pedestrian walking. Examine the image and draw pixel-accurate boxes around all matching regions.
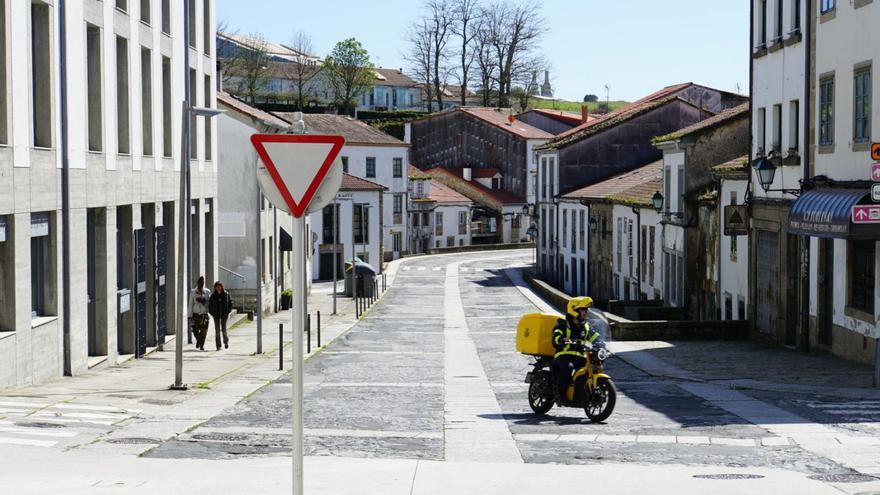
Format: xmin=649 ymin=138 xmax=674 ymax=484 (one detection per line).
xmin=208 ymin=281 xmax=234 ymax=350
xmin=188 ymin=276 xmax=211 ymax=351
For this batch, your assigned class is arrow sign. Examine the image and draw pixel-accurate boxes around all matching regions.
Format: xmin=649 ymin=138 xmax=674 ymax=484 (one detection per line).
xmin=872 ymin=143 xmax=880 ymax=161
xmin=250 ymin=134 xmax=345 ymax=218
xmin=872 ymin=163 xmax=880 ymax=181
xmin=852 ymin=205 xmax=880 ymax=224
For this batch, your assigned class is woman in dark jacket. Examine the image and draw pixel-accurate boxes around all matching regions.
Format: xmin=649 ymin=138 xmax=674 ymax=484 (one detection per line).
xmin=208 ymin=281 xmax=234 ymax=350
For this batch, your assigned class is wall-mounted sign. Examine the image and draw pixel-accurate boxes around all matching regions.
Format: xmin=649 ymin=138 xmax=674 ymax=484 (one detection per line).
xmin=872 ymin=183 xmax=880 ymax=203
xmin=724 ymin=205 xmax=750 ymax=236
xmin=872 ymin=163 xmax=880 ymax=181
xmin=0 ymin=217 xmax=5 ymax=243
xmin=852 ymin=205 xmax=880 ymax=224
xmin=872 ymin=143 xmax=880 ymax=161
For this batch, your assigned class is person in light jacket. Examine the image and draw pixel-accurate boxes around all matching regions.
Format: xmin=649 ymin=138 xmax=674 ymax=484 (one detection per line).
xmin=208 ymin=281 xmax=234 ymax=351
xmin=188 ymin=276 xmax=211 ymax=351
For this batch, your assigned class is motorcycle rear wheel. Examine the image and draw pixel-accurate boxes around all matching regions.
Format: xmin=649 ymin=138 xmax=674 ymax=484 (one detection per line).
xmin=585 ymin=378 xmax=616 ymax=422
xmin=528 ymin=380 xmax=554 ymax=415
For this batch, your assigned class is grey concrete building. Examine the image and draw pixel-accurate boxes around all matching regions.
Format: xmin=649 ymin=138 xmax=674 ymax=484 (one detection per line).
xmin=0 ymin=0 xmax=218 ymax=388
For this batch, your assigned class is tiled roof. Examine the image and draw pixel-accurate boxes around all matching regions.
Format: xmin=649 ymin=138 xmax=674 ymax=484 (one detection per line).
xmin=374 ymin=68 xmax=419 ymax=88
xmin=520 ymin=108 xmax=586 ymax=126
xmin=459 ymin=108 xmax=554 ymax=139
xmin=425 ymin=167 xmax=525 ymax=211
xmin=443 ymin=167 xmax=501 ymax=179
xmin=611 ymin=176 xmax=665 ymax=207
xmin=653 ymin=102 xmax=749 ymax=143
xmin=712 ymin=155 xmax=750 ymax=174
xmin=429 ymin=180 xmax=472 ymax=204
xmin=561 ymin=160 xmax=663 ymax=202
xmin=340 ymin=173 xmax=386 ymax=192
xmin=275 ymin=113 xmax=407 ymax=147
xmin=408 ymin=165 xmax=431 ymax=180
xmin=541 ymin=96 xmax=703 ymax=150
xmin=217 ymin=92 xmax=291 ymax=130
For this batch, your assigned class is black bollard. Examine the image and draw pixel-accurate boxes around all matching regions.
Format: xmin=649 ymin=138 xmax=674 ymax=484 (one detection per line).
xmin=317 ymin=311 xmax=321 ymax=347
xmin=307 ymin=314 xmax=311 ymax=354
xmin=279 ymin=324 xmax=283 ymax=371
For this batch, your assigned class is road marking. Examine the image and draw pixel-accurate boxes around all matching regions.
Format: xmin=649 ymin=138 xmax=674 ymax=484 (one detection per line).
xmin=402 ymin=266 xmax=411 ymax=271
xmin=514 ymin=433 xmax=781 ymax=447
xmin=432 ymin=267 xmax=442 ymax=271
xmin=0 ymin=401 xmax=50 ymax=409
xmin=417 ymin=266 xmax=427 ymax=271
xmin=28 ymin=415 xmax=116 ymax=426
xmin=301 ymin=382 xmax=442 ymax=388
xmin=443 ymin=261 xmax=523 ymax=464
xmin=0 ymin=426 xmax=78 ymax=438
xmin=0 ymin=436 xmax=57 ymax=448
xmin=320 ymin=351 xmax=442 ymax=355
xmin=50 ymin=404 xmax=141 ymax=414
xmin=305 ymin=428 xmax=442 ymax=439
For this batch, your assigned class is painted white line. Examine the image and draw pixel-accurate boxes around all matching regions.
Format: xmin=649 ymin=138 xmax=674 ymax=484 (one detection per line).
xmin=50 ymin=404 xmax=142 ymax=414
xmin=432 ymin=267 xmax=442 ymax=271
xmin=37 ymin=411 xmax=126 ymax=420
xmin=417 ymin=266 xmax=427 ymax=271
xmin=0 ymin=401 xmax=48 ymax=409
xmin=403 ymin=266 xmax=411 ymax=271
xmin=0 ymin=426 xmax=78 ymax=438
xmin=304 ymin=428 xmax=442 ymax=439
xmin=28 ymin=416 xmax=116 ymax=426
xmin=320 ymin=351 xmax=442 ymax=355
xmin=0 ymin=436 xmax=57 ymax=447
xmin=302 ymin=382 xmax=442 ymax=388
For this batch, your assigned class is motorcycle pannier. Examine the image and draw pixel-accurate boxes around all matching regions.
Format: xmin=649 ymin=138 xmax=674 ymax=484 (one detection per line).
xmin=516 ymin=313 xmax=561 ymax=357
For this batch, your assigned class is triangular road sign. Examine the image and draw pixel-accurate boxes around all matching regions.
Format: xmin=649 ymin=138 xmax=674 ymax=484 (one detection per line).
xmin=250 ymin=134 xmax=345 ymax=218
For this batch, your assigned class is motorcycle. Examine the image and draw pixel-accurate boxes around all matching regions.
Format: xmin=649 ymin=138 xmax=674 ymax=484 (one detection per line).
xmin=521 ymin=309 xmax=616 ymax=422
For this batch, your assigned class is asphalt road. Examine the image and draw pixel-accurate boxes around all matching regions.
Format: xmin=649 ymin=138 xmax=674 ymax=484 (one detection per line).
xmin=145 ymin=249 xmax=878 ymax=485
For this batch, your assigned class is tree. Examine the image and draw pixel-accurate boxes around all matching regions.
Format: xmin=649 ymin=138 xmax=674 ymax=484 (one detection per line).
xmin=451 ymin=0 xmax=482 ymax=106
xmin=286 ymin=30 xmax=318 ymax=111
xmin=482 ymin=0 xmax=546 ymax=107
xmin=217 ymin=32 xmax=270 ymax=103
xmin=322 ymin=38 xmax=375 ymax=116
xmin=474 ymin=19 xmax=497 ymax=106
xmin=512 ymin=55 xmax=550 ymax=110
xmin=404 ymin=19 xmax=436 ymax=112
xmin=583 ymin=94 xmax=598 ymax=103
xmin=425 ymin=0 xmax=456 ymax=110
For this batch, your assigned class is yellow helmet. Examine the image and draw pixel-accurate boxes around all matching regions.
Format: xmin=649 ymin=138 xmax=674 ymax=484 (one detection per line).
xmin=566 ymin=296 xmax=593 ymax=318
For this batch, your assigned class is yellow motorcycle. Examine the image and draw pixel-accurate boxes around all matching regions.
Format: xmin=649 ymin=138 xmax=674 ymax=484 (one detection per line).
xmin=517 ymin=312 xmax=617 ymax=422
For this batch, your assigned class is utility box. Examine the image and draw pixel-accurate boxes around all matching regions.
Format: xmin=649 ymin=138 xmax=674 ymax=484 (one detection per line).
xmin=516 ymin=313 xmax=561 ymax=357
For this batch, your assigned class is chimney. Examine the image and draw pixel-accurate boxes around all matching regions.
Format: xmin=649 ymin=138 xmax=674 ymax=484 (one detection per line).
xmin=581 ymin=105 xmax=590 ymax=124
xmin=507 ymin=114 xmax=515 ymax=125
xmin=463 ymin=167 xmax=472 ymax=181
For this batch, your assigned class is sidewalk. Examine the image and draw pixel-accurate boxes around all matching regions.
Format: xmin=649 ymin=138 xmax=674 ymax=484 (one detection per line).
xmin=0 ymin=258 xmax=404 ymax=451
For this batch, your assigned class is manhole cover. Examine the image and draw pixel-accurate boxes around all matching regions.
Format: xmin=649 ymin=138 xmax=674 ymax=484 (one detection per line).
xmin=693 ymin=474 xmax=765 ymax=480
xmin=104 ymin=437 xmax=160 ymax=445
xmin=14 ymin=421 xmax=66 ymax=429
xmin=808 ymin=474 xmax=879 ymax=483
xmin=140 ymin=398 xmax=177 ymax=406
xmin=191 ymin=433 xmax=251 ymax=442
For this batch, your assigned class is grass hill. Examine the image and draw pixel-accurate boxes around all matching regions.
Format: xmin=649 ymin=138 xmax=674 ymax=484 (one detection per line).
xmin=528 ymin=98 xmax=630 ymax=114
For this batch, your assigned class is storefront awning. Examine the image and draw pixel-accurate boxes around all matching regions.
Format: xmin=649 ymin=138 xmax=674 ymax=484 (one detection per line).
xmin=788 ymin=188 xmax=880 ymax=239
xmin=279 ymin=227 xmax=292 ymax=252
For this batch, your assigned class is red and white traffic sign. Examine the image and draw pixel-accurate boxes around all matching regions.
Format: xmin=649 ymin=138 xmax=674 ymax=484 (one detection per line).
xmin=250 ymin=134 xmax=345 ymax=218
xmin=872 ymin=163 xmax=880 ymax=181
xmin=852 ymin=205 xmax=880 ymax=224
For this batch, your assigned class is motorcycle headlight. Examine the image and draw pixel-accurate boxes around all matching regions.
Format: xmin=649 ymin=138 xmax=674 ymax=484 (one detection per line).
xmin=596 ymin=348 xmax=609 ymax=361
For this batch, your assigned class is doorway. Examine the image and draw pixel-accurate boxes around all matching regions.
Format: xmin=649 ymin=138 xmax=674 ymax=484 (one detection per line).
xmin=755 ymin=230 xmax=779 ymax=336
xmin=784 ymin=234 xmax=799 ymax=347
xmin=817 ymin=238 xmax=834 ymax=347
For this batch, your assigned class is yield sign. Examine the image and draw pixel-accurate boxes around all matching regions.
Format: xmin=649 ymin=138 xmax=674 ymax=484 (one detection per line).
xmin=250 ymin=134 xmax=345 ymax=218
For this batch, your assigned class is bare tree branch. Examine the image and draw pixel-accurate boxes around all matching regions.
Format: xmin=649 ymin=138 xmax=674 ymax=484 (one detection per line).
xmin=285 ymin=30 xmax=319 ymax=111
xmin=404 ymin=18 xmax=436 ymax=112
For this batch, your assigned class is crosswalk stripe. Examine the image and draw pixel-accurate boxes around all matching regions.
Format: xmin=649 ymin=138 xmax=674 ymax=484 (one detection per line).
xmin=29 ymin=415 xmax=116 ymax=426
xmin=0 ymin=426 xmax=78 ymax=438
xmin=0 ymin=436 xmax=57 ymax=447
xmin=50 ymin=404 xmax=141 ymax=414
xmin=403 ymin=266 xmax=412 ymax=271
xmin=432 ymin=267 xmax=442 ymax=271
xmin=36 ymin=411 xmax=125 ymax=420
xmin=417 ymin=267 xmax=426 ymax=271
xmin=0 ymin=401 xmax=49 ymax=409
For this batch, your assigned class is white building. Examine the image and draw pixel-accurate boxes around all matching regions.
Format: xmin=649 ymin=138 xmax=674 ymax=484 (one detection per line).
xmin=714 ymin=157 xmax=750 ymax=321
xmin=0 ymin=0 xmax=218 ymax=388
xmin=277 ymin=113 xmax=410 ymax=264
xmin=359 ymin=68 xmax=422 ymax=112
xmin=216 ymin=92 xmax=298 ymax=315
xmin=309 ymin=174 xmax=385 ymax=280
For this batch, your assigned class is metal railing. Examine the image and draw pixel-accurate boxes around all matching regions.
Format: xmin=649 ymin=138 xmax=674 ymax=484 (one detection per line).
xmin=219 ymin=265 xmax=247 ymax=282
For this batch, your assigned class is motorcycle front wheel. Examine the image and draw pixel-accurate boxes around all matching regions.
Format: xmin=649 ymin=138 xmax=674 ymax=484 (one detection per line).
xmin=585 ymin=378 xmax=616 ymax=422
xmin=528 ymin=379 xmax=554 ymax=415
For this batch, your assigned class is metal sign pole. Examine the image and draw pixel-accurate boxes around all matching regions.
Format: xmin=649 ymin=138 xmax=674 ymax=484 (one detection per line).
xmin=292 ymin=214 xmax=305 ymax=495
xmin=332 ymin=200 xmax=338 ymax=315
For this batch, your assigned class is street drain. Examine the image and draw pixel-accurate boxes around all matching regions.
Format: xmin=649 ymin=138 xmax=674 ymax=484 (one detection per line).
xmin=808 ymin=474 xmax=879 ymax=483
xmin=191 ymin=433 xmax=251 ymax=442
xmin=14 ymin=421 xmax=65 ymax=429
xmin=693 ymin=474 xmax=765 ymax=480
xmin=140 ymin=398 xmax=178 ymax=406
xmin=104 ymin=437 xmax=160 ymax=445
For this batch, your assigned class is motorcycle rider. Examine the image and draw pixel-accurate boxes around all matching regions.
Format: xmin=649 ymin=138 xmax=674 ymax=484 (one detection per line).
xmin=552 ymin=296 xmax=601 ymax=403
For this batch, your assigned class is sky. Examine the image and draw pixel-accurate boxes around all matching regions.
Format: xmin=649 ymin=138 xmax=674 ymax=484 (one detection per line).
xmin=216 ymin=0 xmax=749 ymax=102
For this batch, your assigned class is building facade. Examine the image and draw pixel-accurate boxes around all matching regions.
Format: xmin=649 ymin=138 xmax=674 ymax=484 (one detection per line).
xmin=0 ymin=0 xmax=218 ymax=388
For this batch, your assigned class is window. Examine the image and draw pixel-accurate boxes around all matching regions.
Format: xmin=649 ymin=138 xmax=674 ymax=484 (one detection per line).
xmin=141 ymin=47 xmax=153 ymax=156
xmin=393 ymin=158 xmax=403 ymax=178
xmin=854 ymin=68 xmax=871 ymax=143
xmin=354 ymin=204 xmax=369 ymax=244
xmin=579 ymin=210 xmax=585 ymax=250
xmin=648 ymin=226 xmax=655 ymax=285
xmin=161 ymin=0 xmax=170 ymax=35
xmin=663 ymin=166 xmax=671 ymax=212
xmin=30 ymin=213 xmax=55 ymax=317
xmin=140 ymin=0 xmax=150 ymax=23
xmin=322 ymin=204 xmax=338 ymax=244
xmin=162 ymin=56 xmax=172 ymax=158
xmin=204 ymin=75 xmax=212 ymax=160
xmin=820 ymin=0 xmax=835 ymax=13
xmin=725 ymin=293 xmax=733 ymax=320
xmin=412 ymin=212 xmax=420 ymax=227
xmin=446 ymin=235 xmax=454 ymax=247
xmin=757 ymin=107 xmax=766 ymax=153
xmin=772 ymin=104 xmax=782 ymax=152
xmin=189 ymin=68 xmax=197 ymax=159
xmin=86 ymin=25 xmax=103 ymax=152
xmin=188 ymin=0 xmax=196 ymax=48
xmin=548 ymin=158 xmax=555 ymax=197
xmin=562 ymin=210 xmax=568 ymax=247
xmin=0 ymin=216 xmax=11 ymax=330
xmin=492 ymin=177 xmax=501 ymax=189
xmin=268 ymin=236 xmax=273 ymax=280
xmin=541 ymin=157 xmax=548 ymax=200
xmin=850 ymin=240 xmax=875 ymax=314
xmin=260 ymin=238 xmax=266 ymax=282
xmin=341 ymin=156 xmax=349 ymax=173
xmin=117 ymin=0 xmax=128 ymax=12
xmin=791 ymin=0 xmax=801 ymax=32
xmin=758 ymin=0 xmax=767 ymax=47
xmin=512 ymin=213 xmax=521 ymax=229
xmin=641 ymin=226 xmax=647 ymax=282
xmin=0 ymin=0 xmax=7 ymax=145
xmin=616 ymin=218 xmax=622 ymax=269
xmin=116 ymin=36 xmax=130 ymax=154
xmin=203 ymin=0 xmax=211 ymax=55
xmin=31 ymin=2 xmax=52 ymax=149
xmin=435 ymin=211 xmax=443 ymax=236
xmin=541 ymin=209 xmax=547 ymax=248
xmin=393 ymin=194 xmax=403 ymax=224
xmin=789 ymin=100 xmax=800 ymax=153
xmin=627 ymin=220 xmax=633 ymax=278
xmin=775 ymin=0 xmax=783 ymax=40
xmin=458 ymin=211 xmax=467 ymax=235
xmin=677 ymin=166 xmax=685 ymax=215
xmin=819 ymin=76 xmax=834 ymax=146
xmin=392 ymin=232 xmax=401 ymax=252
xmin=366 ymin=157 xmax=376 ymax=178
xmin=730 ymin=191 xmax=739 ymax=261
